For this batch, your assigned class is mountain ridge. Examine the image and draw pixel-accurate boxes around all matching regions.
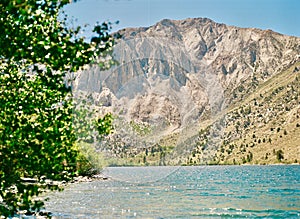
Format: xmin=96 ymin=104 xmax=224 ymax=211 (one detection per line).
xmin=75 ymin=17 xmax=300 ymax=166
xmin=115 ymin=17 xmax=299 ymax=86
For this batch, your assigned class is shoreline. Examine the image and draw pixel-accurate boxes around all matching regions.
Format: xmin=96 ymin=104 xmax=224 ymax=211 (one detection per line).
xmin=103 ymin=162 xmax=300 ymax=168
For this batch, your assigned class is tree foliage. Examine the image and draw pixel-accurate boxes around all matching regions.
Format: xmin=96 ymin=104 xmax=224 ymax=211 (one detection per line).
xmin=0 ymin=0 xmax=115 ymax=216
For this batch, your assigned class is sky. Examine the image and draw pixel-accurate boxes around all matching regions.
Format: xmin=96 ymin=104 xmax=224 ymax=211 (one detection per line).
xmin=63 ymin=0 xmax=300 ymax=37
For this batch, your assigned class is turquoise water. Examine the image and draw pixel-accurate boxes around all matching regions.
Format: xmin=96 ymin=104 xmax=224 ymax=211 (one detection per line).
xmin=45 ymin=165 xmax=300 ymax=218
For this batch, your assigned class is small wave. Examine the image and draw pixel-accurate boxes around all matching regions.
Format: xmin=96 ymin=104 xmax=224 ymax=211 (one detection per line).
xmin=191 ymin=207 xmax=300 ymax=218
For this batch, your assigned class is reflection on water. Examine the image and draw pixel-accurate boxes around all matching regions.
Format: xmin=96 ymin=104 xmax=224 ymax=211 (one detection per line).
xmin=45 ymin=165 xmax=300 ymax=218
xmin=102 ymin=166 xmax=181 ymax=184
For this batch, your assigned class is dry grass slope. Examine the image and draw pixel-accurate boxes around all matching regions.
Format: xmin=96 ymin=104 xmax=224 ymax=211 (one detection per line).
xmin=187 ymin=62 xmax=300 ymax=165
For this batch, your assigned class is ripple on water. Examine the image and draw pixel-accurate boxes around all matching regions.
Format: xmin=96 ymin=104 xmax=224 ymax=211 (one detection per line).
xmin=46 ymin=165 xmax=300 ymax=218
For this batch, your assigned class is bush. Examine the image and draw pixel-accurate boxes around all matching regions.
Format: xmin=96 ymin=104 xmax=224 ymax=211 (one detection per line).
xmin=277 ymin=127 xmax=281 ymax=132
xmin=76 ymin=143 xmax=108 ymax=176
xmin=276 ymin=150 xmax=284 ymax=161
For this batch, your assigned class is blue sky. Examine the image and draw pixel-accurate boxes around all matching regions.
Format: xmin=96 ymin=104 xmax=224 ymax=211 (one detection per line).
xmin=64 ymin=0 xmax=300 ymax=37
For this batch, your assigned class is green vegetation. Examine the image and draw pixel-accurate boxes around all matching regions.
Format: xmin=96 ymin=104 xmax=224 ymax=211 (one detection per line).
xmin=0 ymin=0 xmax=115 ymax=216
xmin=129 ymin=120 xmax=152 ymax=136
xmin=102 ymin=143 xmax=174 ymax=167
xmin=75 ymin=142 xmax=108 ymax=176
xmin=276 ymin=149 xmax=284 ymax=161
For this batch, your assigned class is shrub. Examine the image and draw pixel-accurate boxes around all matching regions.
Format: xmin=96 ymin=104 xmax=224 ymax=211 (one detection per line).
xmin=277 ymin=127 xmax=281 ymax=132
xmin=276 ymin=150 xmax=284 ymax=161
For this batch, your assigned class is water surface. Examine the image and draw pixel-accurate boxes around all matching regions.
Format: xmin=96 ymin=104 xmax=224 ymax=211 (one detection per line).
xmin=45 ymin=165 xmax=300 ymax=218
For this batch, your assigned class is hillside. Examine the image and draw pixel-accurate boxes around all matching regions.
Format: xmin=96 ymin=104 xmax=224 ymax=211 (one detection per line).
xmin=185 ymin=63 xmax=300 ymax=165
xmin=74 ymin=18 xmax=300 ymax=166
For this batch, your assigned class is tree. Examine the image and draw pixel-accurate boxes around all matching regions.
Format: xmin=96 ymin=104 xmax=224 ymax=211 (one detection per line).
xmin=276 ymin=150 xmax=284 ymax=162
xmin=0 ymin=0 xmax=115 ymax=216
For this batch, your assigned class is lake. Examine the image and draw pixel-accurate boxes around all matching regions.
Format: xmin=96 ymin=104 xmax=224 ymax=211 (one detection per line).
xmin=45 ymin=165 xmax=300 ymax=218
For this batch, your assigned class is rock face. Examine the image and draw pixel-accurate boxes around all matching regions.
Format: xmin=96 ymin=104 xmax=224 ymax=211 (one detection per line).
xmin=75 ymin=18 xmax=300 ymax=165
xmin=116 ymin=17 xmax=299 ymax=84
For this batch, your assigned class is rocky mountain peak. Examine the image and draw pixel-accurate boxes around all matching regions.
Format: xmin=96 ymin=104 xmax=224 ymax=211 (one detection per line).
xmin=75 ymin=18 xmax=300 ymax=165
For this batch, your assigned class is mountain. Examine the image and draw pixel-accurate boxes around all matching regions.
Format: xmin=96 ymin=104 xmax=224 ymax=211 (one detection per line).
xmin=75 ymin=17 xmax=300 ymax=166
